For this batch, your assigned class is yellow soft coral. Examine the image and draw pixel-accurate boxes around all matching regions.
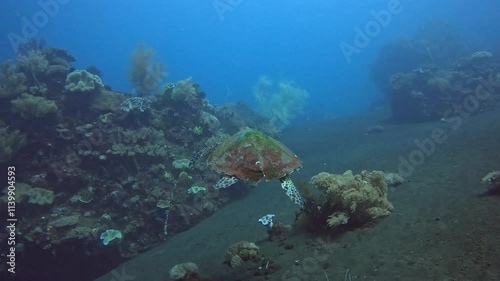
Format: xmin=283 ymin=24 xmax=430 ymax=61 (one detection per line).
xmin=311 ymin=170 xmax=393 ymax=227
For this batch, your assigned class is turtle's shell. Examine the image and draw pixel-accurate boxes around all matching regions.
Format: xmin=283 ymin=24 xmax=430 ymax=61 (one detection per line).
xmin=207 ymin=127 xmax=302 ymax=182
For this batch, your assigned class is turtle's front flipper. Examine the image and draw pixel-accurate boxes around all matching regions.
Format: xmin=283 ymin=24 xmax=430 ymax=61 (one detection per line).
xmin=189 ymin=142 xmax=221 ymax=168
xmin=214 ymin=176 xmax=239 ymax=189
xmin=279 ymin=176 xmax=304 ymax=208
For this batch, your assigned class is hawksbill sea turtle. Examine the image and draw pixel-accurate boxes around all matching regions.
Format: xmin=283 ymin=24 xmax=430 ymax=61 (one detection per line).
xmin=189 ymin=127 xmax=304 ymax=207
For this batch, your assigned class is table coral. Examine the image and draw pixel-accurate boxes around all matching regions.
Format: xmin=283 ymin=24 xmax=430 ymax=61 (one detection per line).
xmin=310 ymin=170 xmax=394 ymax=228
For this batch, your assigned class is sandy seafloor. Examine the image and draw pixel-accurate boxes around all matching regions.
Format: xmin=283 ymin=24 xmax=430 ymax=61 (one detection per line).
xmin=96 ymin=107 xmax=500 ymax=281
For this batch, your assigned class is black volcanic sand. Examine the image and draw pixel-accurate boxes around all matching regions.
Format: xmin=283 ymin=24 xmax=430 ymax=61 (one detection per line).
xmin=96 ymin=108 xmax=500 ymax=281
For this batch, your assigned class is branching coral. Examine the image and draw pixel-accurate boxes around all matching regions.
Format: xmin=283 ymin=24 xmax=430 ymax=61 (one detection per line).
xmin=16 ymin=49 xmax=49 ymax=76
xmin=0 ymin=61 xmax=27 ymax=99
xmin=128 ymin=43 xmax=166 ymax=96
xmin=0 ymin=127 xmax=27 ymax=163
xmin=11 ymin=93 xmax=58 ymax=119
xmin=171 ymin=77 xmax=197 ymax=102
xmin=253 ymin=76 xmax=309 ymax=130
xmin=310 ymin=170 xmax=393 ymax=228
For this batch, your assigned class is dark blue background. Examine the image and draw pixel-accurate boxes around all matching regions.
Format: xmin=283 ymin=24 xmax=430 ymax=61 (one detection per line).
xmin=1 ymin=0 xmax=499 ymax=123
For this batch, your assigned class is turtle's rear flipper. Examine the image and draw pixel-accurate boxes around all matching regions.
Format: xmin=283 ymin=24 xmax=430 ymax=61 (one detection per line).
xmin=214 ymin=176 xmax=239 ymax=189
xmin=280 ymin=176 xmax=304 ymax=208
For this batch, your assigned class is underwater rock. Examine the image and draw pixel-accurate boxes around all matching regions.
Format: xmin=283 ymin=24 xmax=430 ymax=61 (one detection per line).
xmin=384 ymin=172 xmax=408 ymax=187
xmin=1 ymin=182 xmax=53 ymax=205
xmin=200 ymin=111 xmax=220 ymax=132
xmin=267 ymin=221 xmax=292 ymax=242
xmin=49 ymin=215 xmax=80 ymax=228
xmin=481 ymin=171 xmax=500 ymax=193
xmin=469 ymin=51 xmax=492 ymax=64
xmin=169 ymin=262 xmax=198 ymax=280
xmin=224 ymin=241 xmax=260 ymax=268
xmin=365 ymin=125 xmax=384 ymax=135
xmin=172 ymin=158 xmax=191 ymax=169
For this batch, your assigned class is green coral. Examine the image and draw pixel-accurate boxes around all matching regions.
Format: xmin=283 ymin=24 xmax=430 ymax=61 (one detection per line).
xmin=11 ymin=93 xmax=58 ymax=119
xmin=178 ymin=171 xmax=192 ymax=180
xmin=171 ymin=77 xmax=197 ymax=101
xmin=65 ymin=69 xmax=103 ymax=93
xmin=163 ymin=171 xmax=174 ymax=182
xmin=0 ymin=127 xmax=27 ymax=163
xmin=192 ymin=126 xmax=203 ymax=135
xmin=187 ymin=185 xmax=206 ymax=194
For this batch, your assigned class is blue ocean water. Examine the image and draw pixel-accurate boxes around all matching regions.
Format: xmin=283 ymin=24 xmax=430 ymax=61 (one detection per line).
xmin=1 ymin=0 xmax=498 ymax=123
xmin=2 ymin=1 xmax=500 ymax=280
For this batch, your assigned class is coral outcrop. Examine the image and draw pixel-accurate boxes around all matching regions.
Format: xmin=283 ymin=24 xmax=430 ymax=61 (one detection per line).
xmin=0 ymin=41 xmax=295 ymax=280
xmin=481 ymin=171 xmax=500 ymax=193
xmin=169 ymin=262 xmax=212 ymax=281
xmin=224 ymin=241 xmax=260 ymax=268
xmin=0 ymin=126 xmax=27 ymax=163
xmin=64 ymin=69 xmax=103 ymax=93
xmin=11 ymin=93 xmax=58 ymax=119
xmin=387 ymin=63 xmax=499 ymax=122
xmin=309 ymin=170 xmax=394 ymax=228
xmin=1 ymin=182 xmax=54 ymax=205
xmin=0 ymin=60 xmax=27 ymax=98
